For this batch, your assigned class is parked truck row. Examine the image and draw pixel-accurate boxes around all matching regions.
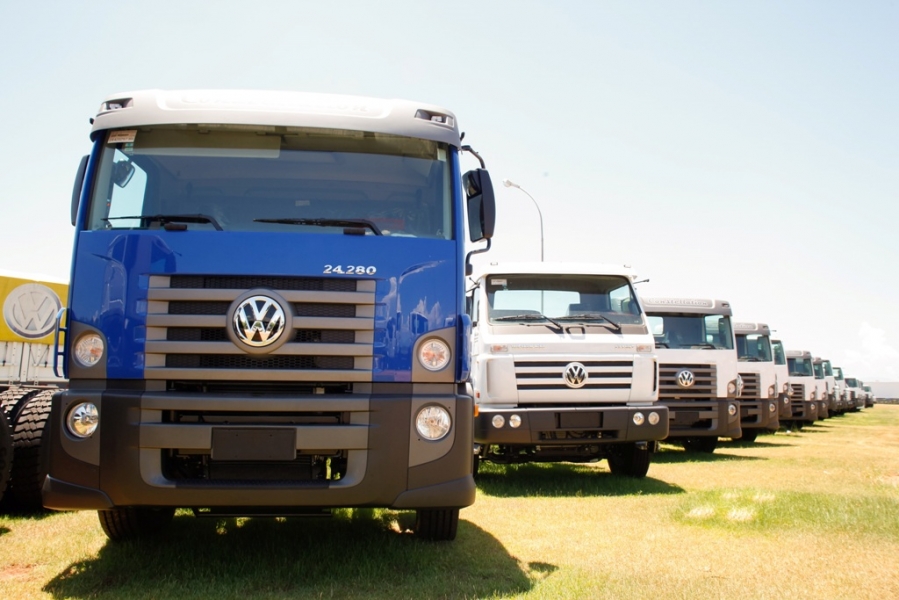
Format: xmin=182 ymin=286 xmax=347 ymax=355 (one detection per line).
xmin=0 ymin=90 xmax=877 ymax=544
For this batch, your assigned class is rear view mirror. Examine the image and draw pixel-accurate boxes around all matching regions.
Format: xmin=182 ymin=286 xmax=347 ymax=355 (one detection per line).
xmin=463 ymin=168 xmax=496 ymax=242
xmin=71 ymin=155 xmax=89 ymax=226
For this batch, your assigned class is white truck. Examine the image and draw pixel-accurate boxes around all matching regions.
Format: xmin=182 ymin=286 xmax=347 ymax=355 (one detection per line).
xmin=1 ymin=271 xmax=68 ymax=509
xmin=812 ymin=357 xmax=829 ymax=419
xmin=844 ymin=377 xmax=864 ymax=411
xmin=642 ymin=298 xmax=742 ymax=453
xmin=468 ymin=262 xmax=668 ymax=478
xmin=785 ymin=350 xmax=818 ymax=428
xmin=862 ymin=384 xmax=875 ymax=407
xmin=732 ymin=322 xmax=781 ymax=441
xmin=832 ymin=365 xmax=850 ymax=413
xmin=770 ymin=338 xmax=794 ymax=422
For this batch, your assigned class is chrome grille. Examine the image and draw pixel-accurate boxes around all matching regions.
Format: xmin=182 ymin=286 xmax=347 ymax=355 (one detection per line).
xmin=659 ymin=364 xmax=717 ymax=400
xmin=791 ymin=383 xmax=804 ymax=398
xmin=739 ymin=372 xmax=761 ymax=400
xmin=145 ymin=275 xmax=375 ymax=382
xmin=514 ymin=359 xmax=633 ymax=391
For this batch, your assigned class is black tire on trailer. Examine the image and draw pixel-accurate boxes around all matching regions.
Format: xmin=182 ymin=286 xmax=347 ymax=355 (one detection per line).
xmin=0 ymin=410 xmax=12 ymax=504
xmin=739 ymin=429 xmax=759 ymax=443
xmin=682 ymin=436 xmax=718 ymax=453
xmin=607 ymin=442 xmax=651 ymax=478
xmin=98 ymin=507 xmax=176 ymax=542
xmin=415 ymin=508 xmax=459 ymax=541
xmin=1 ymin=387 xmax=42 ymax=424
xmin=8 ymin=390 xmax=54 ymax=512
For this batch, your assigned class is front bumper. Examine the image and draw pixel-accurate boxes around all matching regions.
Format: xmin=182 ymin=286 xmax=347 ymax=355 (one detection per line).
xmin=474 ymin=404 xmax=669 ymax=446
xmin=739 ymin=398 xmax=780 ymax=432
xmin=661 ymin=399 xmax=741 ymax=439
xmin=43 ymin=384 xmax=475 ymax=512
xmin=789 ymin=400 xmax=817 ymax=423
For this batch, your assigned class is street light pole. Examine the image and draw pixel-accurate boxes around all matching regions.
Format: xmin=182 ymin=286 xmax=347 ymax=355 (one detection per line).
xmin=502 ymin=179 xmax=544 ymax=261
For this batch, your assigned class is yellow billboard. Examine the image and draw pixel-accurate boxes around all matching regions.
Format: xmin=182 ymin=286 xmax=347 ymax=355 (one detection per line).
xmin=1 ymin=272 xmax=69 ymax=344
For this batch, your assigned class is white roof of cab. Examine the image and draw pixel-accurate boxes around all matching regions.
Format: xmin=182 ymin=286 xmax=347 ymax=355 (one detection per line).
xmin=786 ymin=350 xmax=812 ymax=359
xmin=474 ymin=262 xmax=637 ymax=279
xmin=734 ymin=322 xmax=771 ymax=335
xmin=90 ymin=89 xmax=462 ymax=147
xmin=641 ymin=297 xmax=733 ymax=316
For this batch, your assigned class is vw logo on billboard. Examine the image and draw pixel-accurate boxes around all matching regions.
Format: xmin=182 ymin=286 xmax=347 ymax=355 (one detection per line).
xmin=563 ymin=362 xmax=588 ymax=389
xmin=3 ymin=283 xmax=62 ymax=339
xmin=676 ymin=369 xmax=695 ymax=388
xmin=226 ymin=290 xmax=292 ymax=353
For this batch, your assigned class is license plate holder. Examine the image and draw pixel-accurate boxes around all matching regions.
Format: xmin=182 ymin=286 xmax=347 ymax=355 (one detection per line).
xmin=211 ymin=428 xmax=296 ymax=461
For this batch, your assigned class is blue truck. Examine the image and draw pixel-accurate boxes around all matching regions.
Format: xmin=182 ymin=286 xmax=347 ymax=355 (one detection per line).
xmin=42 ymin=90 xmax=495 ymax=541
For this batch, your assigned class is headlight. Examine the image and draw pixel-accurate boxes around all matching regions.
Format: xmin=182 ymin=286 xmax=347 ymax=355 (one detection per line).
xmin=633 ymin=412 xmax=645 ymax=426
xmin=66 ymin=402 xmax=99 ymax=438
xmin=415 ymin=405 xmax=452 ymax=440
xmin=728 ymin=403 xmax=737 ymax=416
xmin=509 ymin=414 xmax=522 ymax=428
xmin=810 ymin=390 xmax=817 ymax=400
xmin=418 ymin=338 xmax=450 ymax=371
xmin=768 ymin=385 xmax=776 ymax=398
xmin=783 ymin=383 xmax=790 ymax=394
xmin=491 ymin=415 xmax=505 ymax=428
xmin=648 ymin=411 xmax=660 ymax=425
xmin=73 ymin=333 xmax=104 ymax=367
xmin=736 ymin=375 xmax=744 ymax=397
xmin=727 ymin=381 xmax=736 ymax=395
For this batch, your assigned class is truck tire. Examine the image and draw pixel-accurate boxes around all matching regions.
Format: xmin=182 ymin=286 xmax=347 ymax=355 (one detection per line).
xmin=1 ymin=387 xmax=42 ymax=423
xmin=8 ymin=390 xmax=54 ymax=511
xmin=607 ymin=443 xmax=651 ymax=478
xmin=99 ymin=507 xmax=176 ymax=542
xmin=0 ymin=411 xmax=11 ymax=504
xmin=415 ymin=508 xmax=459 ymax=541
xmin=739 ymin=429 xmax=758 ymax=443
xmin=682 ymin=436 xmax=718 ymax=453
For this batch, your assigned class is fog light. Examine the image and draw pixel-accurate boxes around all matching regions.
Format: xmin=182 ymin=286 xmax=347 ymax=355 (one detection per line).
xmin=509 ymin=414 xmax=522 ymax=428
xmin=810 ymin=404 xmax=817 ymax=412
xmin=648 ymin=411 xmax=660 ymax=425
xmin=491 ymin=415 xmax=505 ymax=428
xmin=769 ymin=403 xmax=777 ymax=413
xmin=67 ymin=402 xmax=99 ymax=438
xmin=728 ymin=403 xmax=737 ymax=416
xmin=415 ymin=405 xmax=452 ymax=440
xmin=633 ymin=412 xmax=645 ymax=426
xmin=73 ymin=333 xmax=104 ymax=368
xmin=784 ymin=397 xmax=790 ymax=405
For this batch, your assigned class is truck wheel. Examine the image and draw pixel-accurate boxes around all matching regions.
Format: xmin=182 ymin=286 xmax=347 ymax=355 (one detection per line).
xmin=739 ymin=429 xmax=758 ymax=443
xmin=1 ymin=387 xmax=42 ymax=423
xmin=607 ymin=443 xmax=651 ymax=478
xmin=414 ymin=508 xmax=459 ymax=541
xmin=9 ymin=390 xmax=54 ymax=511
xmin=0 ymin=411 xmax=11 ymax=504
xmin=99 ymin=507 xmax=176 ymax=542
xmin=472 ymin=453 xmax=481 ymax=478
xmin=682 ymin=436 xmax=718 ymax=453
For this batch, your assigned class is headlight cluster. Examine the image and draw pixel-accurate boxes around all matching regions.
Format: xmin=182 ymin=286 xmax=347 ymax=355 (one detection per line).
xmin=73 ymin=333 xmax=104 ymax=367
xmin=418 ymin=339 xmax=450 ymax=371
xmin=491 ymin=414 xmax=523 ymax=429
xmin=632 ymin=412 xmax=661 ymax=426
xmin=768 ymin=385 xmax=776 ymax=398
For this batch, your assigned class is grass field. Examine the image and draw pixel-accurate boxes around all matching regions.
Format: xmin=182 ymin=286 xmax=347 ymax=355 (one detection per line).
xmin=2 ymin=406 xmax=898 ymax=599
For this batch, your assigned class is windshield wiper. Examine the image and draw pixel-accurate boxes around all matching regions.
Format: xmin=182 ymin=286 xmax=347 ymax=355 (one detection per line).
xmin=654 ymin=341 xmax=669 ymax=348
xmin=492 ymin=313 xmax=564 ymax=329
xmin=556 ymin=313 xmax=622 ymax=332
xmin=689 ymin=343 xmax=718 ymax=349
xmin=105 ymin=214 xmax=223 ymax=231
xmin=255 ymin=218 xmax=382 ymax=236
xmin=739 ymin=357 xmax=763 ymax=362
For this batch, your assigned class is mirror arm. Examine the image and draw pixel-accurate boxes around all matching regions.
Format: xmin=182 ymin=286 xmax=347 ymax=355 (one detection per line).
xmin=461 ymin=145 xmax=485 ymax=169
xmin=465 ymin=238 xmax=491 ymax=276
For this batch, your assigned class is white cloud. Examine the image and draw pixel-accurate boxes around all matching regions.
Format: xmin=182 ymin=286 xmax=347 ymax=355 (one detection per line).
xmin=840 ymin=322 xmax=899 ymax=381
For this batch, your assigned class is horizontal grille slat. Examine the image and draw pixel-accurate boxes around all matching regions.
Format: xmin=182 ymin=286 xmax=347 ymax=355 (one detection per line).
xmin=165 ymin=355 xmax=354 ymax=370
xmin=739 ymin=372 xmax=761 ymax=400
xmin=170 ymin=275 xmax=358 ymax=292
xmin=659 ymin=363 xmax=717 ymax=400
xmin=513 ymin=358 xmax=635 ymax=392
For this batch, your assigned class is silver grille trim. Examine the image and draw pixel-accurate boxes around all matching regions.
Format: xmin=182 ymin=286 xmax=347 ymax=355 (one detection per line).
xmin=739 ymin=372 xmax=761 ymax=400
xmin=659 ymin=364 xmax=717 ymax=400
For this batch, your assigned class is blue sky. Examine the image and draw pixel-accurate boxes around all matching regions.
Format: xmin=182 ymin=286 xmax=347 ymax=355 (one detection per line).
xmin=1 ymin=1 xmax=896 ymax=379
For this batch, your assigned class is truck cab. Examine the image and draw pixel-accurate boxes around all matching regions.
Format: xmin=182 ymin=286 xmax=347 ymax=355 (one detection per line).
xmin=642 ymin=298 xmax=742 ymax=453
xmin=862 ymin=385 xmax=875 ymax=407
xmin=844 ymin=377 xmax=864 ymax=411
xmin=770 ymin=338 xmax=793 ymax=421
xmin=468 ymin=262 xmax=667 ymax=478
xmin=812 ymin=358 xmax=829 ymax=419
xmin=832 ymin=365 xmax=849 ymax=413
xmin=732 ymin=322 xmax=780 ymax=442
xmin=785 ymin=350 xmax=818 ymax=428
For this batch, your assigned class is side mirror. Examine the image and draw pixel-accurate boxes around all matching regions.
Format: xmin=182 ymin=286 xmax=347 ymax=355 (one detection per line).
xmin=71 ymin=155 xmax=89 ymax=226
xmin=463 ymin=168 xmax=496 ymax=242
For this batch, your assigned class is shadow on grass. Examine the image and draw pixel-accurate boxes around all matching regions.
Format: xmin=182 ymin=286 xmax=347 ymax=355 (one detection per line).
xmin=652 ymin=448 xmax=766 ymax=465
xmin=475 ymin=462 xmax=684 ymax=498
xmin=723 ymin=438 xmax=795 ymax=449
xmin=0 ymin=526 xmax=9 ymax=537
xmin=43 ymin=510 xmax=534 ymax=600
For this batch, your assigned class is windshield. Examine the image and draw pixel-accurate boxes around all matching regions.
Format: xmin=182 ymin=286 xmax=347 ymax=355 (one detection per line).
xmin=736 ymin=333 xmax=772 ymax=361
xmin=788 ymin=357 xmax=813 ymax=377
xmin=845 ymin=378 xmax=859 ymax=387
xmin=813 ymin=362 xmax=824 ymax=378
xmin=486 ymin=274 xmax=644 ymax=327
xmin=823 ymin=361 xmax=834 ymax=376
xmin=87 ymin=127 xmax=453 ymax=238
xmin=833 ymin=366 xmax=844 ymax=380
xmin=647 ymin=313 xmax=734 ymax=349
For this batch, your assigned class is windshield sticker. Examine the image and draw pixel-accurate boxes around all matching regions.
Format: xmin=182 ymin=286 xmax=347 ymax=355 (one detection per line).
xmin=490 ymin=278 xmax=507 ymax=286
xmin=108 ymin=130 xmax=137 ymax=144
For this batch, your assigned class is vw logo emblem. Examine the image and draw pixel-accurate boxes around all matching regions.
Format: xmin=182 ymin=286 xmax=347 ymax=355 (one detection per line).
xmin=3 ymin=283 xmax=62 ymax=339
xmin=231 ymin=295 xmax=286 ymax=348
xmin=564 ymin=362 xmax=588 ymax=389
xmin=676 ymin=369 xmax=695 ymax=388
